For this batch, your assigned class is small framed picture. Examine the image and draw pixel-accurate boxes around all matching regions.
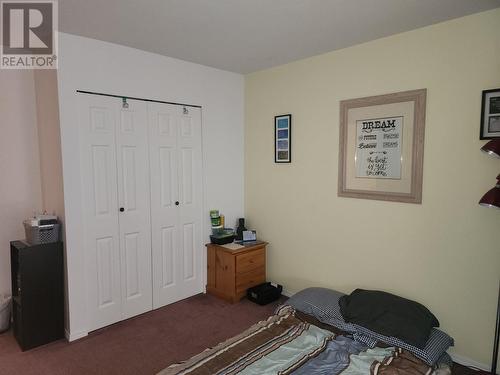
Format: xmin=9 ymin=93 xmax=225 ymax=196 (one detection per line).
xmin=480 ymin=88 xmax=500 ymax=139
xmin=275 ymin=114 xmax=291 ymax=163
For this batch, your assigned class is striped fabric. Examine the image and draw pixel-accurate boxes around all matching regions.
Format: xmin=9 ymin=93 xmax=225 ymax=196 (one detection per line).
xmin=352 ymin=328 xmax=454 ymax=366
xmin=436 ymin=352 xmax=454 ymax=367
xmin=161 ymin=306 xmax=336 ymax=375
xmin=283 ymin=287 xmax=454 ymax=366
xmin=159 ymin=305 xmax=451 ymax=375
xmin=370 ymin=348 xmax=434 ymax=375
xmin=280 ymin=287 xmax=358 ymax=333
xmin=340 ymin=347 xmax=396 ymax=375
xmin=353 ymin=332 xmax=379 ymax=347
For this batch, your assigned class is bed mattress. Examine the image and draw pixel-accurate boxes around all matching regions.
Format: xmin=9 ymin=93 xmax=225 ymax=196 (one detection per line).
xmin=159 ymin=306 xmax=444 ymax=375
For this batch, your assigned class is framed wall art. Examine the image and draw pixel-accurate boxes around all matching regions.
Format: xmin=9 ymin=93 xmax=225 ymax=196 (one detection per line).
xmin=338 ymin=89 xmax=427 ymax=203
xmin=480 ymin=88 xmax=500 ymax=139
xmin=275 ymin=114 xmax=291 ymax=163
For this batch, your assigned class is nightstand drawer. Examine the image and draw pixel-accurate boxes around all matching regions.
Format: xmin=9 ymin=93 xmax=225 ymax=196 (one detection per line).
xmin=236 ymin=268 xmax=265 ymax=295
xmin=236 ymin=248 xmax=265 ymax=274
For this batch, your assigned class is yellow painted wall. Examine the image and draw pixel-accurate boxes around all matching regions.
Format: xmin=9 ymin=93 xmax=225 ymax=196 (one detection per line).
xmin=245 ymin=9 xmax=500 ymax=365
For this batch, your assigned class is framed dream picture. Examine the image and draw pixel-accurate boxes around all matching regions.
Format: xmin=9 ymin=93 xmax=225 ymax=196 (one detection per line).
xmin=480 ymin=88 xmax=500 ymax=139
xmin=275 ymin=114 xmax=291 ymax=163
xmin=338 ymin=89 xmax=427 ymax=204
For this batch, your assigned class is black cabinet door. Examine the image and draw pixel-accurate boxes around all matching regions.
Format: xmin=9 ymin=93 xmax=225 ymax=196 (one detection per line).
xmin=10 ymin=241 xmax=64 ymax=351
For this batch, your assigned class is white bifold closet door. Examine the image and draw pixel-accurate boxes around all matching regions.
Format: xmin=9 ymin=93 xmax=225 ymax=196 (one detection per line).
xmin=148 ymin=102 xmax=203 ymax=309
xmin=78 ymin=93 xmax=203 ymax=332
xmin=78 ymin=94 xmax=152 ymax=331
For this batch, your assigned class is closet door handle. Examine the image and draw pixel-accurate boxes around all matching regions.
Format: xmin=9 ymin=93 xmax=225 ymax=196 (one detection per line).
xmin=175 ymin=201 xmax=180 ymax=206
xmin=119 ymin=207 xmax=125 ymax=212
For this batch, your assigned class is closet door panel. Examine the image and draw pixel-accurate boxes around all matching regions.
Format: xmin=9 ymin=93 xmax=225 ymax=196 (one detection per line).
xmin=149 ymin=103 xmax=181 ymax=308
xmin=177 ymin=109 xmax=203 ymax=296
xmin=116 ymin=99 xmax=153 ymax=319
xmin=160 ymin=226 xmax=175 ymax=287
xmin=149 ymin=103 xmax=203 ymax=308
xmin=78 ymin=94 xmax=121 ymax=331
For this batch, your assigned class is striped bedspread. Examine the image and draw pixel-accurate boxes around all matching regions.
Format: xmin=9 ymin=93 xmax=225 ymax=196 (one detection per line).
xmin=159 ymin=306 xmax=435 ymax=375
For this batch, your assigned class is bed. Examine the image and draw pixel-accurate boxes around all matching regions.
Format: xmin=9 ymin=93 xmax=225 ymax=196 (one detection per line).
xmin=159 ymin=288 xmax=454 ymax=375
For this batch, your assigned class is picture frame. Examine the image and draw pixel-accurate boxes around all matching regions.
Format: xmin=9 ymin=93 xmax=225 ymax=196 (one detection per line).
xmin=338 ymin=89 xmax=427 ymax=204
xmin=480 ymin=88 xmax=500 ymax=139
xmin=275 ymin=114 xmax=291 ymax=163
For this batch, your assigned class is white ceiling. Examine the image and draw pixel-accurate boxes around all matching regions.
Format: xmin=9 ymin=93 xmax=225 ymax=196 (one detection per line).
xmin=58 ymin=0 xmax=500 ymax=74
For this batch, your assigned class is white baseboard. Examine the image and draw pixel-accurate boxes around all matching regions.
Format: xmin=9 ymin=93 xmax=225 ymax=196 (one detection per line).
xmin=281 ymin=288 xmax=293 ymax=298
xmin=450 ymin=352 xmax=495 ymax=373
xmin=65 ymin=328 xmax=88 ymax=342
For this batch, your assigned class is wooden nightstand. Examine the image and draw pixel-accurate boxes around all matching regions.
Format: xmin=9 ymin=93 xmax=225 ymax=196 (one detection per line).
xmin=206 ymin=241 xmax=267 ymax=303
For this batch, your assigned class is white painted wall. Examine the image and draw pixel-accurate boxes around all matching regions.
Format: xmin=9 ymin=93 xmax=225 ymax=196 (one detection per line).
xmin=33 ymin=70 xmax=67 ymax=324
xmin=0 ymin=71 xmax=43 ymax=295
xmin=57 ymin=32 xmax=244 ymax=339
xmin=34 ymin=71 xmax=65 ymax=225
xmin=245 ymin=9 xmax=500 ymax=367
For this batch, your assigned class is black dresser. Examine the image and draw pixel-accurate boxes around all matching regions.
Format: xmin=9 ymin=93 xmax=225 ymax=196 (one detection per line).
xmin=10 ymin=241 xmax=64 ymax=350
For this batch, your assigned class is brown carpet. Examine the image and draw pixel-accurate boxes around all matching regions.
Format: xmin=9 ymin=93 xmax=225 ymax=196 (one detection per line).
xmin=0 ymin=294 xmax=281 ymax=375
xmin=0 ymin=293 xmax=489 ymax=375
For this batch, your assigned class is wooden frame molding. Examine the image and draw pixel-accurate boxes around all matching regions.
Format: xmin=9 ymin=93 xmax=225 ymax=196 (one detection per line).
xmin=338 ymin=89 xmax=427 ymax=204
